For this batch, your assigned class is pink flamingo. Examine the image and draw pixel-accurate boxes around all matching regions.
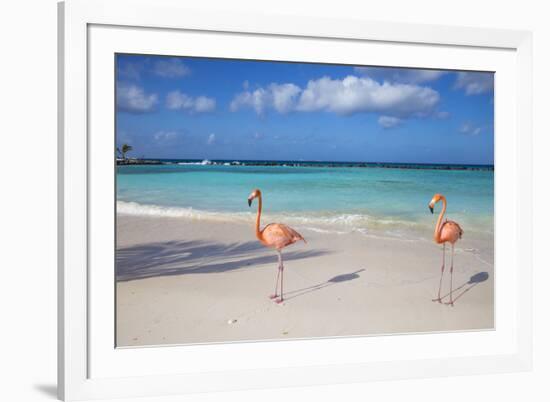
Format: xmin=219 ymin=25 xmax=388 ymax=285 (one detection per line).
xmin=248 ymin=189 xmax=306 ymax=304
xmin=429 ymin=193 xmax=463 ymax=306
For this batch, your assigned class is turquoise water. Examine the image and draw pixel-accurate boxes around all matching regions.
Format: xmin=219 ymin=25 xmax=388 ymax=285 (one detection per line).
xmin=116 ymin=162 xmax=494 ymax=238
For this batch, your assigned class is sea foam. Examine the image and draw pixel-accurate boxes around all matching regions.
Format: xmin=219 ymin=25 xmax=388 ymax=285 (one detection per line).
xmin=116 ymin=200 xmax=431 ymax=238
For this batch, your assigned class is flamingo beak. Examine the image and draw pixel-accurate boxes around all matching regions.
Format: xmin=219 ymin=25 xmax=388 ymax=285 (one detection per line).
xmin=248 ymin=198 xmax=252 ymax=207
xmin=429 ymin=205 xmax=434 ymax=214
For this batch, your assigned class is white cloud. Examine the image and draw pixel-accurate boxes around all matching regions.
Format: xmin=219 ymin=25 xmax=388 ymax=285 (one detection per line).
xmin=152 ymin=58 xmax=191 ymax=78
xmin=116 ymin=57 xmax=191 ymax=81
xmin=230 ymin=89 xmax=264 ymax=114
xmin=117 ymin=84 xmax=158 ymax=113
xmin=230 ymin=83 xmax=301 ymax=114
xmin=435 ymin=111 xmax=451 ymax=119
xmin=153 ymin=131 xmax=178 ymax=142
xmin=166 ymin=91 xmax=193 ymax=109
xmin=459 ymin=122 xmax=483 ymax=135
xmin=116 ymin=130 xmax=132 ymax=145
xmin=378 ymin=116 xmax=402 ymax=128
xmin=272 ymin=83 xmax=302 ymax=113
xmin=354 ymin=67 xmax=447 ymax=84
xmin=117 ymin=63 xmax=142 ymax=81
xmin=296 ymin=76 xmax=439 ymax=117
xmin=166 ymin=91 xmax=216 ymax=113
xmin=207 ymin=133 xmax=216 ymax=145
xmin=454 ymin=72 xmax=494 ymax=95
xmin=230 ymin=75 xmax=439 ymax=119
xmin=194 ymin=96 xmax=217 ymax=113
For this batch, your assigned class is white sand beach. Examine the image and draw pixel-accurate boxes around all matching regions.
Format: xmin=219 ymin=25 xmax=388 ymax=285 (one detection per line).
xmin=116 ymin=214 xmax=494 ymax=347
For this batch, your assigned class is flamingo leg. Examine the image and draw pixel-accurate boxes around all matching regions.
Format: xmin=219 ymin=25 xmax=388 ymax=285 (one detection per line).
xmin=445 ymin=244 xmax=455 ymax=306
xmin=270 ymin=251 xmax=282 ymax=299
xmin=432 ymin=243 xmax=446 ymax=303
xmin=276 ymin=251 xmax=285 ymax=304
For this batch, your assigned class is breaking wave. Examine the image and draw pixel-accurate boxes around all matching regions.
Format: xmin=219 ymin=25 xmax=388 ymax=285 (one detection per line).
xmin=116 ymin=200 xmax=435 ymax=238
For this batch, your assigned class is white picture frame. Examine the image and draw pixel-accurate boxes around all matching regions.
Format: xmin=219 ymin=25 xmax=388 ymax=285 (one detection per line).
xmin=58 ymin=0 xmax=533 ymax=400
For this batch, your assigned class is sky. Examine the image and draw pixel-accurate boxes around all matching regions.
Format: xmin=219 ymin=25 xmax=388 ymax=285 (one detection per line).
xmin=116 ymin=54 xmax=494 ymax=164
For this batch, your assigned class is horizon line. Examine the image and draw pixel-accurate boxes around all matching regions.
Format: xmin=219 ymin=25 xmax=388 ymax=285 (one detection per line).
xmin=119 ymin=156 xmax=494 ymax=166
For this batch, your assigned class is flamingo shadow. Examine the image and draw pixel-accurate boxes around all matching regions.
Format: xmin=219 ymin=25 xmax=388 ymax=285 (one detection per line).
xmin=440 ymin=271 xmax=490 ymax=304
xmin=116 ymin=240 xmax=330 ymax=282
xmin=283 ymin=269 xmax=365 ymax=301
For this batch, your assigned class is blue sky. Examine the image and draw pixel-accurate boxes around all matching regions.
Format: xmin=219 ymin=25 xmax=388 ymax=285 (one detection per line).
xmin=116 ymin=54 xmax=494 ymax=164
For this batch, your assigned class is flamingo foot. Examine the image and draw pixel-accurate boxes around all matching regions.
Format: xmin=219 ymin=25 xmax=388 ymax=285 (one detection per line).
xmin=275 ymin=298 xmax=284 ymax=304
xmin=269 ymin=294 xmax=278 ymax=300
xmin=444 ymin=301 xmax=454 ymax=307
xmin=432 ymin=298 xmax=443 ymax=303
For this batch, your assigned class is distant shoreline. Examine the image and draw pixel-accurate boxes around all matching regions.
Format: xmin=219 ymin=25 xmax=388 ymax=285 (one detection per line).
xmin=116 ymin=158 xmax=494 ymax=171
xmin=116 ymin=158 xmax=164 ymax=166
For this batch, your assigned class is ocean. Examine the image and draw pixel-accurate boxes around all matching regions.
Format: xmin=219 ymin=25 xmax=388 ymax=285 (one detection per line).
xmin=116 ymin=160 xmax=494 ymax=240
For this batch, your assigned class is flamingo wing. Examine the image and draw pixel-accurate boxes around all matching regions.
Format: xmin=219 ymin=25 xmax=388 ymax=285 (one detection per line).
xmin=261 ymin=223 xmax=306 ymax=249
xmin=441 ymin=219 xmax=463 ymax=240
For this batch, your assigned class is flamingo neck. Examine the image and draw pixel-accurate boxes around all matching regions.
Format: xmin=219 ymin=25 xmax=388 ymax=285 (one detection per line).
xmin=434 ymin=196 xmax=447 ymax=243
xmin=255 ymin=195 xmax=263 ymax=241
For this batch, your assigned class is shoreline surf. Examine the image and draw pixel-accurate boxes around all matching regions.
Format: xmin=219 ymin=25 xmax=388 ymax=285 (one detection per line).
xmin=117 ymin=200 xmax=494 ymax=239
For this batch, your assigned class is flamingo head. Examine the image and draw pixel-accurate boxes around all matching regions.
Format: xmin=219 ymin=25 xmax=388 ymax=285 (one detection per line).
xmin=428 ymin=193 xmax=443 ymax=214
xmin=247 ymin=188 xmax=262 ymax=207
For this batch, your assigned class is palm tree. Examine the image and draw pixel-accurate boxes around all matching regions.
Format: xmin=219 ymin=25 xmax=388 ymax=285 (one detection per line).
xmin=120 ymin=144 xmax=133 ymax=160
